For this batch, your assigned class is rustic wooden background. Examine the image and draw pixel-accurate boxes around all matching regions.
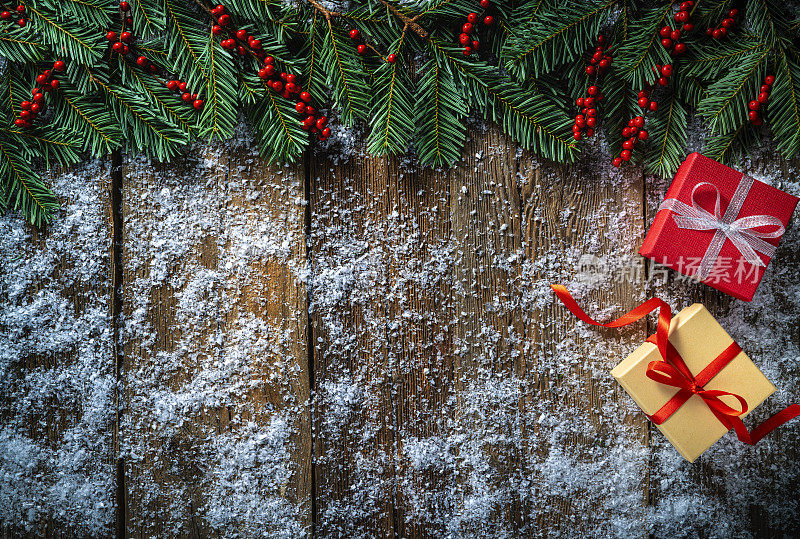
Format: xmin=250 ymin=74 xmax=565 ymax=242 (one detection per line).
xmin=2 ymin=128 xmax=799 ymax=537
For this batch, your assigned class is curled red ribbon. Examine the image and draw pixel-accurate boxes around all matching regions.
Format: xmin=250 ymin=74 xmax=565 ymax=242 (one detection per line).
xmin=551 ymin=284 xmax=800 ymax=447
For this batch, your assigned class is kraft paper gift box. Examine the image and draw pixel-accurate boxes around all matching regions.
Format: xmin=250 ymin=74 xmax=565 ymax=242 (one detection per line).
xmin=639 ymin=152 xmax=799 ymax=301
xmin=611 ymin=303 xmax=775 ymax=462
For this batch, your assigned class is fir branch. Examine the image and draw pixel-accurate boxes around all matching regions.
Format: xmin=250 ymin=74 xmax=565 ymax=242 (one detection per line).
xmin=163 ymin=0 xmax=210 ymax=91
xmin=0 ymin=27 xmax=42 ymax=63
xmin=769 ymin=48 xmax=800 ymax=158
xmin=247 ymin=87 xmax=307 ymax=163
xmin=367 ymin=39 xmax=415 ymax=155
xmin=414 ymin=53 xmax=467 ymax=167
xmin=26 ymin=4 xmax=102 ymax=65
xmin=645 ymin=93 xmax=688 ymax=177
xmin=0 ymin=138 xmax=59 ymax=225
xmin=198 ymin=32 xmax=237 ymax=140
xmin=130 ymin=0 xmax=167 ymax=36
xmin=616 ymin=3 xmax=673 ymax=89
xmin=320 ymin=21 xmax=371 ymax=125
xmin=40 ymin=0 xmax=114 ymax=27
xmin=502 ymin=0 xmax=615 ymax=81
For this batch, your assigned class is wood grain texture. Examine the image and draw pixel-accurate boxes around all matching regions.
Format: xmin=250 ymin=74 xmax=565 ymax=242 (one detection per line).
xmin=122 ymin=143 xmax=311 ymax=537
xmin=0 ymin=162 xmax=116 ymax=537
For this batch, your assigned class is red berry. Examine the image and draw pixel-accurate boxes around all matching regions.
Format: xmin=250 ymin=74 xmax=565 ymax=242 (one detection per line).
xmin=719 ymin=27 xmax=727 ymax=37
xmin=749 ymin=100 xmax=760 ymax=111
xmin=649 ymin=101 xmax=658 ymax=111
xmin=712 ymin=28 xmax=722 ymax=39
xmin=0 ymin=11 xmax=9 ymax=20
xmin=106 ymin=31 xmax=117 ymax=42
xmin=258 ymin=67 xmax=269 ymax=79
xmin=386 ymin=53 xmax=396 ymax=63
xmin=598 ymin=59 xmax=610 ymax=70
xmin=573 ymin=133 xmax=581 ymax=141
xmin=748 ymin=110 xmax=760 ymax=121
xmin=349 ymin=28 xmax=359 ymax=40
xmin=305 ymin=105 xmax=315 ymax=115
xmin=467 ymin=12 xmax=477 ymax=23
xmin=587 ymin=108 xmax=596 ymax=117
xmin=638 ymin=130 xmax=649 ymax=140
xmin=612 ymin=157 xmax=622 ymax=167
xmin=264 ymin=56 xmax=274 ymax=64
xmin=765 ymin=75 xmax=775 ymax=85
xmin=670 ymin=30 xmax=681 ymax=40
xmin=483 ymin=15 xmax=493 ymax=26
xmin=679 ymin=1 xmax=691 ymax=10
xmin=722 ymin=18 xmax=734 ymax=29
xmin=212 ymin=25 xmax=223 ymax=36
xmin=14 ymin=118 xmax=24 ymax=127
xmin=586 ymin=117 xmax=596 ymax=128
xmin=286 ymin=82 xmax=297 ymax=93
xmin=53 ymin=60 xmax=66 ymax=72
xmin=463 ymin=47 xmax=472 ymax=56
xmin=480 ymin=0 xmax=490 ymax=7
xmin=237 ymin=46 xmax=246 ymax=55
xmin=294 ymin=103 xmax=306 ymax=114
xmin=660 ymin=26 xmax=671 ymax=38
xmin=621 ymin=150 xmax=631 ymax=161
xmin=218 ymin=14 xmax=230 ymax=26
xmin=683 ymin=23 xmax=694 ymax=32
xmin=20 ymin=110 xmax=30 ymax=119
xmin=674 ymin=10 xmax=688 ymax=22
xmin=193 ymin=99 xmax=203 ymax=110
xmin=661 ymin=38 xmax=673 ymax=49
xmin=472 ymin=40 xmax=479 ymax=50
xmin=235 ymin=29 xmax=247 ymax=40
xmin=584 ymin=97 xmax=595 ymax=107
xmin=674 ymin=43 xmax=687 ymax=54
xmin=623 ymin=139 xmax=634 ymax=150
xmin=167 ymin=80 xmax=178 ymax=91
xmin=250 ymin=38 xmax=261 ymax=49
xmin=136 ymin=56 xmax=147 ymax=66
xmin=215 ymin=5 xmax=225 ymax=13
xmin=638 ymin=97 xmax=649 ymax=108
xmin=120 ymin=31 xmax=132 ymax=43
xmin=177 ymin=82 xmax=187 ymax=92
xmin=264 ymin=64 xmax=275 ymax=76
xmin=706 ymin=28 xmax=713 ymax=36
xmin=148 ymin=64 xmax=158 ymax=73
xmin=272 ymin=80 xmax=283 ymax=92
xmin=760 ymin=85 xmax=770 ymax=94
xmin=586 ymin=128 xmax=595 ymax=137
xmin=459 ymin=33 xmax=470 ymax=45
xmin=661 ymin=64 xmax=673 ymax=77
xmin=658 ymin=77 xmax=668 ymax=87
xmin=322 ymin=127 xmax=331 ymax=138
xmin=182 ymin=92 xmax=192 ymax=102
xmin=112 ymin=42 xmax=124 ymax=52
xmin=633 ymin=116 xmax=644 ymax=127
xmin=587 ymin=86 xmax=598 ymax=96
xmin=758 ymin=92 xmax=769 ymax=103
xmin=622 ymin=127 xmax=631 ymax=138
xmin=729 ymin=8 xmax=738 ymax=17
xmin=597 ymin=35 xmax=605 ymax=45
xmin=300 ymin=91 xmax=311 ymax=103
xmin=576 ymin=97 xmax=584 ymax=107
xmin=49 ymin=79 xmax=59 ymax=90
xmin=316 ymin=116 xmax=328 ymax=129
xmin=30 ymin=102 xmax=40 ymax=113
xmin=357 ymin=44 xmax=366 ymax=54
xmin=36 ymin=74 xmax=47 ymax=84
xmin=586 ymin=66 xmax=596 ymax=75
xmin=462 ymin=23 xmax=473 ymax=34
xmin=119 ymin=1 xmax=130 ymax=11
xmin=286 ymin=73 xmax=297 ymax=83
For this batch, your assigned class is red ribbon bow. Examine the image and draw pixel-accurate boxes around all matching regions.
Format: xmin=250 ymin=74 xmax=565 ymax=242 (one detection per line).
xmin=551 ymin=284 xmax=800 ymax=446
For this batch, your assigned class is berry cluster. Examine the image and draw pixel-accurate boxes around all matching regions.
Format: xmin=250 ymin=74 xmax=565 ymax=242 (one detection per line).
xmin=14 ymin=60 xmax=66 ymax=129
xmin=585 ymin=34 xmax=611 ymax=76
xmin=209 ymin=4 xmax=329 ymax=140
xmin=211 ymin=5 xmax=263 ymax=55
xmin=457 ymin=0 xmax=494 ymax=57
xmin=748 ymin=74 xmax=775 ymax=126
xmin=706 ymin=8 xmax=737 ymax=39
xmin=611 ymin=63 xmax=673 ymax=167
xmin=660 ymin=1 xmax=694 ymax=56
xmin=165 ymin=80 xmax=204 ymax=110
xmin=0 ymin=3 xmax=25 ymax=27
xmin=573 ymin=36 xmax=610 ymax=141
xmin=346 ymin=28 xmax=395 ymax=63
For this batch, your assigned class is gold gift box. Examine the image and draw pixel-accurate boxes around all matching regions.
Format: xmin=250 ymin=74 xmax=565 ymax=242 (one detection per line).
xmin=611 ymin=304 xmax=775 ymax=462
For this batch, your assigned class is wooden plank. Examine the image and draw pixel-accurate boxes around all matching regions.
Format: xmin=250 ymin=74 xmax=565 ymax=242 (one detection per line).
xmin=0 ymin=162 xmax=116 ymax=536
xmin=520 ymin=155 xmax=650 ymax=534
xmin=122 ymin=142 xmax=311 ymax=536
xmin=644 ymin=156 xmax=800 ymax=535
xmin=309 ymin=153 xmax=397 ymax=537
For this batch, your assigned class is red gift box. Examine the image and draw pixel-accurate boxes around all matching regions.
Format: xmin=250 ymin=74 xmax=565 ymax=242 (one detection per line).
xmin=640 ymin=153 xmax=799 ymax=301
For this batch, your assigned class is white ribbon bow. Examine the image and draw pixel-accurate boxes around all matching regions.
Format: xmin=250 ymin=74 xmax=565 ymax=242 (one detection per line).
xmin=658 ymin=175 xmax=785 ymax=281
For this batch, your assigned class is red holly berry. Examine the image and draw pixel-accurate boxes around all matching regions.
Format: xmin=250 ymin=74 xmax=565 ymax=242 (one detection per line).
xmin=633 ymin=116 xmax=644 ymax=127
xmin=300 ymin=91 xmax=311 ymax=103
xmin=258 ymin=67 xmax=269 ymax=79
xmin=483 ymin=16 xmax=493 ymax=26
xmin=30 ymin=102 xmax=40 ymax=113
xmin=748 ymin=110 xmax=760 ymax=121
xmin=658 ymin=77 xmax=668 ymax=87
xmin=712 ymin=28 xmax=722 ymax=39
xmin=321 ymin=127 xmax=331 ymax=138
xmin=586 ymin=86 xmax=597 ymax=96
xmin=661 ymin=64 xmax=673 ymax=77
xmin=623 ymin=139 xmax=634 ymax=150
xmin=349 ymin=28 xmax=360 ymax=40
xmin=586 ymin=117 xmax=596 ymax=128
xmin=722 ymin=18 xmax=735 ymax=29
xmin=112 ymin=42 xmax=124 ymax=53
xmin=480 ymin=0 xmax=490 ymax=7
xmin=53 ymin=60 xmax=66 ymax=72
xmin=36 ymin=74 xmax=47 ymax=85
xmin=136 ymin=56 xmax=147 ymax=66
xmin=120 ymin=31 xmax=132 ymax=43
xmin=674 ymin=10 xmax=688 ymax=23
xmin=357 ymin=44 xmax=366 ymax=54
xmin=17 ymin=18 xmax=24 ymax=26
xmin=680 ymin=1 xmax=692 ymax=11
xmin=758 ymin=92 xmax=769 ymax=103
xmin=586 ymin=66 xmax=596 ymax=75
xmin=586 ymin=128 xmax=595 ymax=137
xmin=20 ymin=110 xmax=30 ymax=119
xmin=0 ymin=11 xmax=9 ymax=20
xmin=573 ymin=133 xmax=581 ymax=141
xmin=467 ymin=12 xmax=477 ymax=23
xmin=612 ymin=157 xmax=622 ymax=167
xmin=305 ymin=105 xmax=315 ymax=115
xmin=237 ymin=46 xmax=246 ymax=55
xmin=472 ymin=40 xmax=479 ymax=50
xmin=182 ymin=92 xmax=192 ymax=102
xmin=683 ymin=23 xmax=694 ymax=32
xmin=165 ymin=80 xmax=177 ymax=91
xmin=765 ymin=75 xmax=775 ymax=85
xmin=264 ymin=64 xmax=275 ymax=76
xmin=649 ymin=101 xmax=658 ymax=111
xmin=661 ymin=38 xmax=673 ymax=49
xmin=119 ymin=1 xmax=130 ymax=11
xmin=316 ymin=116 xmax=328 ymax=129
xmin=286 ymin=82 xmax=297 ymax=93
xmin=749 ymin=100 xmax=760 ymax=111
xmin=752 ymin=117 xmax=763 ymax=126
xmin=296 ymin=102 xmax=306 ymax=113
xmin=674 ymin=43 xmax=687 ymax=54
xmin=264 ymin=56 xmax=274 ymax=65
xmin=622 ymin=127 xmax=631 ymax=138
xmin=638 ymin=97 xmax=649 ymax=108
xmin=50 ymin=79 xmax=59 ymax=90
xmin=14 ymin=118 xmax=24 ymax=127
xmin=719 ymin=27 xmax=728 ymax=37
xmin=670 ymin=30 xmax=681 ymax=40
xmin=193 ymin=99 xmax=203 ymax=110
xmin=272 ymin=80 xmax=283 ymax=92
xmin=106 ymin=31 xmax=117 ymax=42
xmin=660 ymin=26 xmax=671 ymax=38
xmin=250 ymin=38 xmax=261 ymax=49
xmin=386 ymin=54 xmax=396 ymax=63
xmin=302 ymin=115 xmax=315 ymax=129
xmin=638 ymin=130 xmax=649 ymax=140
xmin=462 ymin=23 xmax=473 ymax=34
xmin=584 ymin=97 xmax=595 ymax=107
xmin=218 ymin=14 xmax=230 ymax=26
xmin=760 ymin=84 xmax=770 ymax=94
xmin=587 ymin=108 xmax=596 ymax=117
xmin=463 ymin=47 xmax=472 ymax=56
xmin=459 ymin=33 xmax=470 ymax=45
xmin=212 ymin=25 xmax=223 ymax=35
xmin=621 ymin=150 xmax=631 ymax=161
